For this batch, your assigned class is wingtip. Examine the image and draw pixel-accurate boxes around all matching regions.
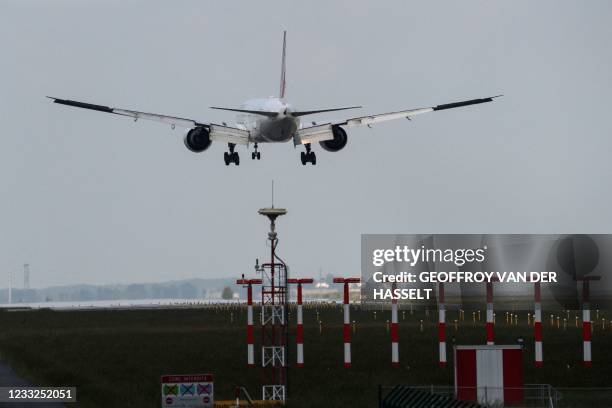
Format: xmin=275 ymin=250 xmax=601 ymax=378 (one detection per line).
xmin=492 ymin=94 xmax=503 ymax=99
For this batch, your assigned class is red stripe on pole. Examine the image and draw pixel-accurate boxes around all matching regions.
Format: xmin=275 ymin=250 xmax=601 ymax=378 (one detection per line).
xmin=247 ymin=325 xmax=254 ymax=343
xmin=247 ymin=285 xmax=253 ymax=305
xmin=391 ymin=323 xmax=399 ymax=342
xmin=297 ymin=324 xmax=304 ymax=343
xmin=439 ymin=323 xmax=446 ymax=342
xmin=583 ymin=322 xmax=592 ymax=341
xmin=534 ymin=322 xmax=542 ymax=341
xmin=486 ymin=322 xmax=494 ymax=343
xmin=583 ymin=281 xmax=590 ymax=301
xmin=534 ymin=282 xmax=541 ymax=302
xmin=344 ymin=283 xmax=349 ymax=304
xmin=297 ymin=283 xmax=302 ymax=305
xmin=486 ymin=282 xmax=493 ymax=303
xmin=343 ymin=324 xmax=351 ymax=342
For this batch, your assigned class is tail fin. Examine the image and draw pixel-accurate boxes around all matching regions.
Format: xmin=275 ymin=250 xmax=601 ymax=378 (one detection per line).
xmin=279 ymin=31 xmax=287 ymax=99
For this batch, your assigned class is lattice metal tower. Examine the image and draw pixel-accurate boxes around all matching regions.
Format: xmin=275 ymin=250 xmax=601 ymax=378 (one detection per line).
xmin=257 ymin=204 xmax=289 ymax=403
xmin=23 ymin=264 xmax=30 ymax=290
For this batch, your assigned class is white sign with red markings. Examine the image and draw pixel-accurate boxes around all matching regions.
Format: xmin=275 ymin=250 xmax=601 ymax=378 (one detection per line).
xmin=161 ymin=374 xmax=213 ymax=408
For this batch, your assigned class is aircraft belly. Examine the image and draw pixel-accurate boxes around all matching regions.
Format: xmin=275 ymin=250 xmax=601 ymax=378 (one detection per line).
xmin=259 ymin=117 xmax=297 ymax=143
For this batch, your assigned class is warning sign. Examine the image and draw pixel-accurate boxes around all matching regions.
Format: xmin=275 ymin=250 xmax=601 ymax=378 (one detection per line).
xmin=161 ymin=374 xmax=213 ymax=408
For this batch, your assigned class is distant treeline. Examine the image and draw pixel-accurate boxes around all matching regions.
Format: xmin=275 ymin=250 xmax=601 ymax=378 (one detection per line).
xmin=0 ymin=278 xmax=236 ymax=303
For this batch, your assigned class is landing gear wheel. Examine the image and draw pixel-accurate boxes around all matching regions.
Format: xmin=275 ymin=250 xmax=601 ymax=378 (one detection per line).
xmin=300 ymin=143 xmax=316 ymax=165
xmin=252 ymin=143 xmax=261 ymax=161
xmin=225 ymin=151 xmax=239 ymax=165
xmin=300 ymin=150 xmax=317 ymax=165
xmin=224 ymin=143 xmax=239 ymax=166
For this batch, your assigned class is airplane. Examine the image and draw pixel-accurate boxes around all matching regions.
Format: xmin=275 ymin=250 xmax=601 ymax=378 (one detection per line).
xmin=48 ymin=31 xmax=500 ymax=166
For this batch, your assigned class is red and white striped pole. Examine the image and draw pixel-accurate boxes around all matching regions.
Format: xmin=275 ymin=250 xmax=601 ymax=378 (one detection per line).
xmin=236 ymin=278 xmax=262 ymax=367
xmin=343 ymin=282 xmax=351 ymax=368
xmin=334 ymin=277 xmax=360 ymax=368
xmin=534 ymin=282 xmax=543 ymax=368
xmin=296 ymin=283 xmax=305 ymax=368
xmin=288 ymin=278 xmax=313 ymax=368
xmin=391 ymin=283 xmax=399 ymax=368
xmin=486 ymin=281 xmax=495 ymax=345
xmin=438 ymin=282 xmax=447 ymax=367
xmin=582 ymin=280 xmax=592 ymax=368
xmin=577 ymin=276 xmax=600 ymax=368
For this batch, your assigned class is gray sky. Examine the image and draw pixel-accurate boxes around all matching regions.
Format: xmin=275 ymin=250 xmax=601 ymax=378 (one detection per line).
xmin=1 ymin=0 xmax=611 ymax=288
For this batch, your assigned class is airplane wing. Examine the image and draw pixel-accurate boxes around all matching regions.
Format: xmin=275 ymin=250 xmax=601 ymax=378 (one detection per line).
xmin=336 ymin=95 xmax=501 ymax=128
xmin=294 ymin=95 xmax=500 ymax=145
xmin=48 ymin=97 xmax=249 ymax=145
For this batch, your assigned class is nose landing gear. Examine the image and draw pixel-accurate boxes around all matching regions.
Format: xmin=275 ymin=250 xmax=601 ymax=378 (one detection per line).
xmin=251 ymin=143 xmax=261 ymax=160
xmin=224 ymin=143 xmax=240 ymax=166
xmin=300 ymin=143 xmax=316 ymax=165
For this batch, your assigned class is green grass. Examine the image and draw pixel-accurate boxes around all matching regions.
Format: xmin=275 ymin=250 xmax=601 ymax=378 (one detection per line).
xmin=0 ymin=306 xmax=610 ymax=407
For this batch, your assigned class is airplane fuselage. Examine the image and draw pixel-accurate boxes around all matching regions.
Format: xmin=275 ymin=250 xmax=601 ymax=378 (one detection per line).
xmin=236 ymin=97 xmax=299 ymax=143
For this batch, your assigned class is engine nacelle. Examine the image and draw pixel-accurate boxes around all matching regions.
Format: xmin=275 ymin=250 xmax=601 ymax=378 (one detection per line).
xmin=183 ymin=127 xmax=212 ymax=153
xmin=319 ymin=125 xmax=348 ymax=152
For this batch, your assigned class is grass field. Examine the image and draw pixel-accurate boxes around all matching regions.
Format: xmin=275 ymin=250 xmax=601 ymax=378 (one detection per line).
xmin=0 ymin=305 xmax=610 ymax=407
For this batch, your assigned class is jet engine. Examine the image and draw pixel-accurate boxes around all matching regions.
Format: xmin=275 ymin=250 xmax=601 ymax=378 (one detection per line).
xmin=319 ymin=125 xmax=347 ymax=152
xmin=183 ymin=127 xmax=212 ymax=153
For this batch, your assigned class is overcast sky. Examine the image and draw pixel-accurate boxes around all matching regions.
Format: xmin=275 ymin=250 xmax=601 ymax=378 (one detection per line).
xmin=1 ymin=1 xmax=611 ymax=288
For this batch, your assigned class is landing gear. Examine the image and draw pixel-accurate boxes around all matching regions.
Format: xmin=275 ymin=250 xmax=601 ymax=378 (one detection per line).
xmin=251 ymin=143 xmax=261 ymax=160
xmin=224 ymin=143 xmax=240 ymax=166
xmin=300 ymin=143 xmax=316 ymax=165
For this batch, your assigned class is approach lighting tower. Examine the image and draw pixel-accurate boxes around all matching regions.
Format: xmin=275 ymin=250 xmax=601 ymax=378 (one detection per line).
xmin=258 ymin=204 xmax=289 ymax=402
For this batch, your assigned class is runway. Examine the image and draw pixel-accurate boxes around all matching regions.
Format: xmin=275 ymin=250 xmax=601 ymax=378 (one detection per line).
xmin=0 ymin=362 xmax=65 ymax=408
